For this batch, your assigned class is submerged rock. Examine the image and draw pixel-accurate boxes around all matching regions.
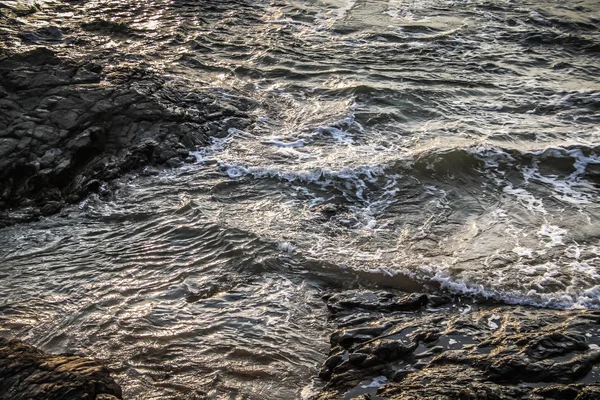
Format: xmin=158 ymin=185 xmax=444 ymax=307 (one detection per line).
xmin=317 ymin=290 xmax=600 ymax=399
xmin=0 ymin=337 xmax=122 ymax=400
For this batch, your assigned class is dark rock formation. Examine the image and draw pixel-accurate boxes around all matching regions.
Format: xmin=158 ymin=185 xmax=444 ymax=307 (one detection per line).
xmin=0 ymin=47 xmax=254 ymax=226
xmin=323 ymin=290 xmax=428 ymax=315
xmin=0 ymin=337 xmax=122 ymax=400
xmin=317 ymin=290 xmax=600 ymax=399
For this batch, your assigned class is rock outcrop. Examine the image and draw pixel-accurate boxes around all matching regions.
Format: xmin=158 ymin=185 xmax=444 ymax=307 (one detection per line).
xmin=0 ymin=337 xmax=122 ymax=400
xmin=318 ymin=290 xmax=600 ymax=399
xmin=0 ymin=47 xmax=254 ymax=226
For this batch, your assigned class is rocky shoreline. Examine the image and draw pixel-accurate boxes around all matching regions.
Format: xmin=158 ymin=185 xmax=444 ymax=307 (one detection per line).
xmin=0 ymin=337 xmax=122 ymax=400
xmin=0 ymin=1 xmax=256 ymax=226
xmin=4 ymin=291 xmax=600 ymax=399
xmin=316 ymin=290 xmax=600 ymax=399
xmin=0 ymin=46 xmax=254 ymax=227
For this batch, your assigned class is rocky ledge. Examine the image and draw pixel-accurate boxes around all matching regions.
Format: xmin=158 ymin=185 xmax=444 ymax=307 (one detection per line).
xmin=0 ymin=47 xmax=254 ymax=227
xmin=0 ymin=337 xmax=122 ymax=400
xmin=317 ymin=290 xmax=600 ymax=399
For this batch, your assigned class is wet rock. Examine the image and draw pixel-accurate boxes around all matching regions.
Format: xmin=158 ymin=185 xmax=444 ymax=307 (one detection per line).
xmin=313 ymin=203 xmax=350 ymax=221
xmin=0 ymin=337 xmax=122 ymax=400
xmin=317 ymin=290 xmax=600 ymax=399
xmin=324 ymin=290 xmax=428 ymax=315
xmin=19 ymin=26 xmax=66 ymax=43
xmin=81 ymin=19 xmax=136 ymax=37
xmin=586 ymin=163 xmax=600 ymax=185
xmin=0 ymin=138 xmax=18 ymax=157
xmin=40 ymin=201 xmax=63 ymax=216
xmin=0 ymin=48 xmax=255 ymax=225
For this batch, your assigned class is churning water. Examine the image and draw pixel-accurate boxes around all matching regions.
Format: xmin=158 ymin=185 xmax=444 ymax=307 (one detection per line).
xmin=0 ymin=0 xmax=599 ymax=398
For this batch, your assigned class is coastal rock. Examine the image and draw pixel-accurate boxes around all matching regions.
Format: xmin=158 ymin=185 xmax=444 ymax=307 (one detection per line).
xmin=324 ymin=290 xmax=428 ymax=315
xmin=0 ymin=337 xmax=122 ymax=400
xmin=0 ymin=48 xmax=254 ymax=226
xmin=317 ymin=290 xmax=600 ymax=399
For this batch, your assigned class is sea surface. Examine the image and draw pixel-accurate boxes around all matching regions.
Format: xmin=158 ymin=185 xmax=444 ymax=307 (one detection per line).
xmin=0 ymin=0 xmax=599 ymax=398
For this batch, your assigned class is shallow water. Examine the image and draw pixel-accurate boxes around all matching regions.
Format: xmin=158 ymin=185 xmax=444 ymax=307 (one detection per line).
xmin=1 ymin=0 xmax=599 ymax=398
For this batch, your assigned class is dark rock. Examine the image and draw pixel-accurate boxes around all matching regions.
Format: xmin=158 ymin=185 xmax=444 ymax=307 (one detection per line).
xmin=19 ymin=26 xmax=66 ymax=43
xmin=313 ymin=203 xmax=350 ymax=221
xmin=0 ymin=48 xmax=255 ymax=225
xmin=331 ymin=324 xmax=395 ymax=348
xmin=355 ymin=338 xmax=417 ymax=362
xmin=317 ymin=290 xmax=600 ymax=400
xmin=0 ymin=337 xmax=122 ymax=400
xmin=0 ymin=138 xmax=18 ymax=157
xmin=325 ymin=290 xmax=428 ymax=315
xmin=81 ymin=19 xmax=136 ymax=37
xmin=40 ymin=201 xmax=63 ymax=216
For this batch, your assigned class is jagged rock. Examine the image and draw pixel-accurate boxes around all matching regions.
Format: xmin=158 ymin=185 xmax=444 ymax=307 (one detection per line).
xmin=0 ymin=48 xmax=255 ymax=225
xmin=317 ymin=290 xmax=600 ymax=399
xmin=0 ymin=337 xmax=122 ymax=400
xmin=324 ymin=290 xmax=428 ymax=315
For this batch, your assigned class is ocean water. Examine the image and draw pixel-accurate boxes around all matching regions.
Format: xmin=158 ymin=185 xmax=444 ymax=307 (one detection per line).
xmin=0 ymin=0 xmax=599 ymax=398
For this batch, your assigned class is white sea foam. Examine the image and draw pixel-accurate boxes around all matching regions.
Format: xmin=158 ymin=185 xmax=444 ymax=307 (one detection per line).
xmin=345 ymin=258 xmax=600 ymax=310
xmin=428 ymin=271 xmax=593 ymax=309
xmin=260 ymin=137 xmax=306 ymax=148
xmin=470 ymin=146 xmax=599 ymax=213
xmin=487 ymin=315 xmax=501 ymax=330
xmin=513 ymin=246 xmax=533 ymax=258
xmin=503 ymin=184 xmax=546 ymax=214
xmin=189 ymin=127 xmax=247 ymax=163
xmin=314 ymin=0 xmax=357 ymax=31
xmin=361 ymin=376 xmax=388 ymax=389
xmin=520 ymin=149 xmax=600 ymax=205
xmin=278 ymin=242 xmax=296 ymax=253
xmin=220 ymin=162 xmax=387 ymax=190
xmin=565 ymin=245 xmax=582 ymax=259
xmin=191 ymin=107 xmax=598 ymax=312
xmin=538 ymin=224 xmax=568 ymax=248
xmin=300 ymin=380 xmax=323 ymax=400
